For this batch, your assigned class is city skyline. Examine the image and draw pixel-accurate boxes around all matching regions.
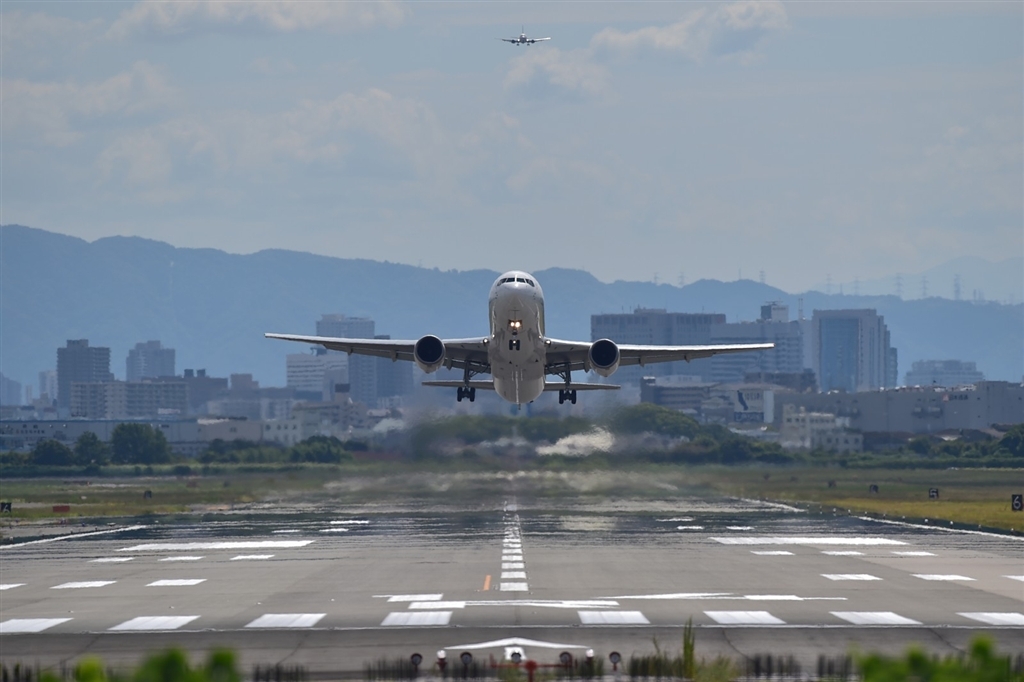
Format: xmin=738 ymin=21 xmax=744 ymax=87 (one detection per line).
xmin=2 ymin=1 xmax=1020 ymax=294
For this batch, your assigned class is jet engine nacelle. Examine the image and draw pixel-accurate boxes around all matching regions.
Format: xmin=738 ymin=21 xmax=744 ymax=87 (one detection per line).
xmin=588 ymin=338 xmax=620 ymax=377
xmin=414 ymin=335 xmax=446 ymax=374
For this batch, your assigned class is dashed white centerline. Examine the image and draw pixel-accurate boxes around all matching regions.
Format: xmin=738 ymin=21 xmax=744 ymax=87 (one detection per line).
xmin=110 ymin=616 xmax=200 ymax=631
xmin=231 ymin=555 xmax=274 ymax=561
xmin=246 ymin=613 xmax=325 ymax=628
xmin=52 ymin=581 xmax=116 ymax=589
xmin=821 ymin=574 xmax=881 ymax=581
xmin=0 ymin=618 xmax=71 ymax=634
xmin=381 ymin=611 xmax=451 ymax=626
xmin=705 ymin=611 xmax=785 ymax=625
xmin=91 ymin=557 xmax=134 ymax=563
xmin=822 ymin=551 xmax=863 ymax=556
xmin=831 ymin=611 xmax=921 ymax=625
xmin=578 ymin=611 xmax=649 ymax=625
xmin=0 ymin=584 xmax=25 ymax=590
xmin=913 ymin=574 xmax=974 ymax=581
xmin=751 ymin=551 xmax=793 ymax=556
xmin=892 ymin=551 xmax=935 ymax=557
xmin=147 ymin=579 xmax=206 ymax=587
xmin=959 ymin=612 xmax=1024 ymax=626
xmin=159 ymin=556 xmax=203 ymax=562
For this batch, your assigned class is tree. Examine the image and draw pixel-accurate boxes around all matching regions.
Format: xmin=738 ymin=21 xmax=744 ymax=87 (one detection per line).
xmin=997 ymin=424 xmax=1024 ymax=458
xmin=74 ymin=431 xmax=109 ymax=466
xmin=111 ymin=423 xmax=171 ymax=464
xmin=607 ymin=403 xmax=701 ymax=439
xmin=32 ymin=439 xmax=74 ymax=466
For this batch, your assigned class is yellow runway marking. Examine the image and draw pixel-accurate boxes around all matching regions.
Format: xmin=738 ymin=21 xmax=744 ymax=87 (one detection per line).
xmin=482 ymin=574 xmax=491 ymax=591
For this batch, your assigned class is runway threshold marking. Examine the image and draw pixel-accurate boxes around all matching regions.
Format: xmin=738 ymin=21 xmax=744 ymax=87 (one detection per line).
xmin=959 ymin=612 xmax=1024 ymax=626
xmin=831 ymin=611 xmax=921 ymax=626
xmin=110 ymin=616 xmax=200 ymax=631
xmin=381 ymin=611 xmax=451 ymax=626
xmin=705 ymin=611 xmax=785 ymax=625
xmin=578 ymin=611 xmax=649 ymax=625
xmin=246 ymin=613 xmax=326 ymax=628
xmin=482 ymin=574 xmax=491 ymax=591
xmin=0 ymin=618 xmax=72 ymax=634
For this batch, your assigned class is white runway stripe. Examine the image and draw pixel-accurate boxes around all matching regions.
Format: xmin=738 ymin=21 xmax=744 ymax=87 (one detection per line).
xmin=913 ymin=574 xmax=974 ymax=581
xmin=231 ymin=555 xmax=274 ymax=561
xmin=502 ymin=562 xmax=525 ymax=569
xmin=160 ymin=556 xmax=203 ymax=562
xmin=822 ymin=551 xmax=863 ymax=556
xmin=385 ymin=594 xmax=443 ymax=602
xmin=0 ymin=618 xmax=71 ymax=634
xmin=715 ymin=536 xmax=906 ymax=546
xmin=410 ymin=601 xmax=465 ymax=609
xmin=381 ymin=611 xmax=451 ymax=626
xmin=676 ymin=526 xmax=704 ymax=530
xmin=502 ymin=572 xmax=527 ymax=579
xmin=578 ymin=611 xmax=649 ymax=625
xmin=959 ymin=612 xmax=1024 ymax=626
xmin=110 ymin=616 xmax=200 ymax=631
xmin=1005 ymin=576 xmax=1024 ymax=582
xmin=91 ymin=557 xmax=134 ymax=563
xmin=246 ymin=613 xmax=325 ymax=628
xmin=751 ymin=551 xmax=793 ymax=556
xmin=0 ymin=584 xmax=25 ymax=590
xmin=831 ymin=611 xmax=921 ymax=625
xmin=705 ymin=611 xmax=785 ymax=625
xmin=821 ymin=574 xmax=881 ymax=581
xmin=52 ymin=581 xmax=116 ymax=589
xmin=120 ymin=540 xmax=313 ymax=551
xmin=500 ymin=582 xmax=529 ymax=591
xmin=147 ymin=579 xmax=206 ymax=586
xmin=892 ymin=551 xmax=935 ymax=556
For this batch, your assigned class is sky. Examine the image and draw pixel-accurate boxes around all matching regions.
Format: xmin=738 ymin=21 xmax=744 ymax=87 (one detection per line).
xmin=2 ymin=1 xmax=1022 ymax=293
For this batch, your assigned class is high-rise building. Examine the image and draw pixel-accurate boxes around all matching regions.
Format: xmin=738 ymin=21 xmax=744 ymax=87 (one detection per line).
xmin=374 ymin=335 xmax=413 ymax=404
xmin=70 ymin=380 xmax=187 ymax=418
xmin=316 ymin=315 xmax=377 ymax=407
xmin=38 ymin=370 xmax=58 ymax=405
xmin=126 ymin=341 xmax=176 ymax=381
xmin=812 ymin=309 xmax=896 ymax=392
xmin=591 ymin=309 xmax=725 ymax=384
xmin=57 ymin=340 xmax=112 ymax=408
xmin=708 ymin=304 xmax=805 ymax=384
xmin=0 ymin=373 xmax=22 ymax=406
xmin=287 ymin=349 xmax=348 ymax=399
xmin=904 ymin=360 xmax=985 ymax=388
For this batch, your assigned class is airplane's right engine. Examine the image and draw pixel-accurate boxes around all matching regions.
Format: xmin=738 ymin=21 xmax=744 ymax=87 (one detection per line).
xmin=414 ymin=335 xmax=446 ymax=374
xmin=588 ymin=338 xmax=620 ymax=377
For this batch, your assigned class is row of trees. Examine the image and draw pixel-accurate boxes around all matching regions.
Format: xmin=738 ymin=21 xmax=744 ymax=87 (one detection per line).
xmin=25 ymin=424 xmax=171 ymax=467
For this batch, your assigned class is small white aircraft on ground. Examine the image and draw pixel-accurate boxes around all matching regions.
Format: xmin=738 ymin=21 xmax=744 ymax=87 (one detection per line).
xmin=500 ymin=28 xmax=551 ymax=45
xmin=266 ymin=271 xmax=773 ymax=406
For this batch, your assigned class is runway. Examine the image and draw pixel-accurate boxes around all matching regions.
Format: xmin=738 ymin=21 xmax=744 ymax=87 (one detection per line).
xmin=1 ymin=493 xmax=1022 ymax=674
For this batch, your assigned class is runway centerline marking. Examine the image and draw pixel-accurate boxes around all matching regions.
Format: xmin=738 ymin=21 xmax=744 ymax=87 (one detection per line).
xmin=831 ymin=612 xmax=921 ymax=626
xmin=714 ymin=536 xmax=906 ymax=546
xmin=147 ymin=579 xmax=206 ymax=587
xmin=52 ymin=581 xmax=116 ymax=589
xmin=578 ymin=611 xmax=649 ymax=625
xmin=959 ymin=612 xmax=1024 ymax=626
xmin=91 ymin=557 xmax=134 ymax=563
xmin=381 ymin=611 xmax=451 ymax=626
xmin=892 ymin=551 xmax=935 ymax=556
xmin=231 ymin=555 xmax=274 ymax=561
xmin=381 ymin=594 xmax=443 ymax=602
xmin=822 ymin=551 xmax=863 ymax=556
xmin=0 ymin=584 xmax=25 ymax=590
xmin=821 ymin=574 xmax=882 ymax=581
xmin=160 ymin=556 xmax=203 ymax=562
xmin=913 ymin=574 xmax=975 ymax=581
xmin=705 ymin=611 xmax=785 ymax=625
xmin=120 ymin=540 xmax=313 ymax=551
xmin=246 ymin=613 xmax=325 ymax=628
xmin=0 ymin=618 xmax=72 ymax=634
xmin=110 ymin=616 xmax=200 ymax=631
xmin=751 ymin=551 xmax=793 ymax=556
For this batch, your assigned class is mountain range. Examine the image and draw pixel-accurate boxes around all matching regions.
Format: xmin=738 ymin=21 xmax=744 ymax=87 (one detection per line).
xmin=2 ymin=225 xmax=1021 ymax=391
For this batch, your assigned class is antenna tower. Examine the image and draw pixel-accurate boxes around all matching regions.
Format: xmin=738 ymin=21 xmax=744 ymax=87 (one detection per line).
xmin=895 ymin=274 xmax=903 ymax=299
xmin=759 ymin=270 xmax=766 ymax=285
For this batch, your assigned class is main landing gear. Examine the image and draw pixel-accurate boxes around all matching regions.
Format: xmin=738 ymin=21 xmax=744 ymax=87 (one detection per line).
xmin=558 ymin=389 xmax=577 ymax=405
xmin=457 ymin=386 xmax=476 ymax=402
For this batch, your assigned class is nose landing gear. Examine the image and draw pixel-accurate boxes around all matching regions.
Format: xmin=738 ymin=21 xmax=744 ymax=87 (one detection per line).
xmin=457 ymin=386 xmax=477 ymax=402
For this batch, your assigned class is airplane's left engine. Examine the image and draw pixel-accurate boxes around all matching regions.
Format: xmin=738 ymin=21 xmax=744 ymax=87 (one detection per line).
xmin=588 ymin=338 xmax=620 ymax=377
xmin=414 ymin=335 xmax=446 ymax=374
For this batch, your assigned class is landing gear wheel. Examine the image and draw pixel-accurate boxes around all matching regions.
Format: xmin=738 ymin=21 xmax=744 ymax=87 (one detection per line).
xmin=558 ymin=389 xmax=577 ymax=405
xmin=468 ymin=387 xmax=476 ymax=402
xmin=456 ymin=387 xmax=465 ymax=402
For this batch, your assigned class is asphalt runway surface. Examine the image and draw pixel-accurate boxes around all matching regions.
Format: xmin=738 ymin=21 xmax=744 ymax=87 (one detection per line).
xmin=2 ymin=494 xmax=1022 ymax=676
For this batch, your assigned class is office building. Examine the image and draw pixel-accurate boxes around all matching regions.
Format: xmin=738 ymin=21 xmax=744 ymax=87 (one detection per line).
xmin=708 ymin=303 xmax=805 ymax=384
xmin=904 ymin=360 xmax=985 ymax=388
xmin=126 ymin=341 xmax=176 ymax=381
xmin=592 ymin=309 xmax=725 ymax=385
xmin=0 ymin=373 xmax=22 ymax=407
xmin=287 ymin=349 xmax=348 ymax=399
xmin=316 ymin=315 xmax=377 ymax=407
xmin=70 ymin=380 xmax=188 ymax=419
xmin=57 ymin=340 xmax=113 ymax=409
xmin=374 ymin=335 xmax=413 ymax=404
xmin=38 ymin=370 xmax=58 ymax=405
xmin=812 ymin=309 xmax=896 ymax=392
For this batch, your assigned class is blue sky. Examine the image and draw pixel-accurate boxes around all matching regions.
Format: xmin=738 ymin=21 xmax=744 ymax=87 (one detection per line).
xmin=3 ymin=1 xmax=1021 ymax=293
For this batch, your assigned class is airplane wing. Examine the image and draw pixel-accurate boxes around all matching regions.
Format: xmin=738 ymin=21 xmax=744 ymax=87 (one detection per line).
xmin=543 ymin=338 xmax=775 ymax=374
xmin=530 ymin=37 xmax=551 ymax=42
xmin=264 ymin=333 xmax=490 ymax=373
xmin=422 ymin=380 xmax=619 ymax=391
xmin=500 ymin=38 xmax=517 ymax=43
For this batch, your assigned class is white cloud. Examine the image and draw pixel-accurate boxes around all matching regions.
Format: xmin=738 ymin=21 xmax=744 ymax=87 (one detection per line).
xmin=107 ymin=0 xmax=406 ymax=39
xmin=0 ymin=11 xmax=103 ymax=54
xmin=504 ymin=48 xmax=611 ymax=98
xmin=2 ymin=62 xmax=176 ymax=147
xmin=591 ymin=1 xmax=787 ymax=60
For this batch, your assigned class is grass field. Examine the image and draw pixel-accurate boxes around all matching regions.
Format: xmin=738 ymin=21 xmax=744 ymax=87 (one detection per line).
xmin=2 ymin=462 xmax=1021 ymax=537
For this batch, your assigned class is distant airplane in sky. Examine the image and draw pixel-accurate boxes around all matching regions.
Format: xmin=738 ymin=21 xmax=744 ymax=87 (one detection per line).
xmin=266 ymin=271 xmax=773 ymax=406
xmin=500 ymin=27 xmax=551 ymax=45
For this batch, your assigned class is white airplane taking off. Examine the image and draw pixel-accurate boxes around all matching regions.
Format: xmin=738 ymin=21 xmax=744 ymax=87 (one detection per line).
xmin=266 ymin=271 xmax=773 ymax=406
xmin=500 ymin=27 xmax=550 ymax=45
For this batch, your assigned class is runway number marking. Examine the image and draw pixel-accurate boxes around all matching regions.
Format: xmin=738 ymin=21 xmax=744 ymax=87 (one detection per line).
xmin=578 ymin=611 xmax=649 ymax=625
xmin=958 ymin=612 xmax=1024 ymax=626
xmin=381 ymin=611 xmax=451 ymax=626
xmin=110 ymin=616 xmax=200 ymax=631
xmin=245 ymin=613 xmax=326 ymax=628
xmin=831 ymin=611 xmax=921 ymax=625
xmin=0 ymin=618 xmax=71 ymax=634
xmin=705 ymin=611 xmax=785 ymax=625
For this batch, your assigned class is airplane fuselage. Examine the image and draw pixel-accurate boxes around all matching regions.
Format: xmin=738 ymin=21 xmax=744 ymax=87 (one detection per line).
xmin=488 ymin=271 xmax=547 ymax=404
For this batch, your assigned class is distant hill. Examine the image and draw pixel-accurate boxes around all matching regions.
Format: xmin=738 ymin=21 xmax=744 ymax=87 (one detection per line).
xmin=2 ymin=225 xmax=1021 ymax=390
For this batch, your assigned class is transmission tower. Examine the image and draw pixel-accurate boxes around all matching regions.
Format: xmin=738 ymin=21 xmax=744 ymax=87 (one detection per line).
xmin=895 ymin=274 xmax=903 ymax=299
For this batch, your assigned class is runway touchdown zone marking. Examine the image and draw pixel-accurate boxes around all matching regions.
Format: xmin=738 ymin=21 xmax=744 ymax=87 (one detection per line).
xmin=110 ymin=616 xmax=200 ymax=631
xmin=160 ymin=556 xmax=203 ymax=562
xmin=381 ymin=611 xmax=451 ymax=626
xmin=0 ymin=618 xmax=72 ymax=634
xmin=959 ymin=613 xmax=1024 ymax=626
xmin=246 ymin=614 xmax=326 ymax=628
xmin=831 ymin=612 xmax=921 ymax=625
xmin=147 ymin=579 xmax=206 ymax=587
xmin=821 ymin=574 xmax=881 ymax=581
xmin=705 ymin=611 xmax=785 ymax=625
xmin=52 ymin=581 xmax=116 ymax=589
xmin=578 ymin=611 xmax=649 ymax=625
xmin=913 ymin=574 xmax=974 ymax=581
